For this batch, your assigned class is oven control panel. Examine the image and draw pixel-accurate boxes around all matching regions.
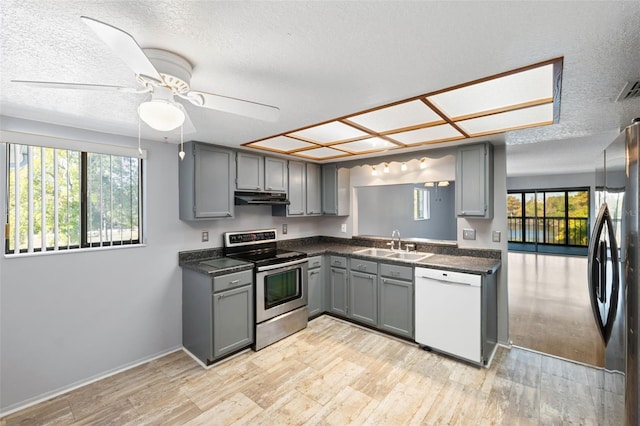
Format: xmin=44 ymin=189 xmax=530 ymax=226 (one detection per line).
xmin=225 ymin=229 xmax=277 ymax=247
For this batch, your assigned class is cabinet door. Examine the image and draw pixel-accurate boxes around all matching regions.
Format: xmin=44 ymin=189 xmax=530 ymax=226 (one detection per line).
xmin=236 ymin=152 xmax=263 ymax=191
xmin=379 ymin=277 xmax=413 ymax=338
xmin=329 ymin=267 xmax=348 ymax=317
xmin=192 ymin=144 xmax=234 ymax=218
xmin=212 ymin=285 xmax=254 ymax=359
xmin=306 ymin=163 xmax=322 ymax=215
xmin=307 ymin=261 xmax=324 ymax=318
xmin=322 ymin=164 xmax=338 ymax=215
xmin=287 ymin=161 xmax=306 ymax=215
xmin=349 ymin=271 xmax=377 ymax=326
xmin=456 ymin=143 xmax=493 ymax=218
xmin=265 ymin=157 xmax=287 ymax=192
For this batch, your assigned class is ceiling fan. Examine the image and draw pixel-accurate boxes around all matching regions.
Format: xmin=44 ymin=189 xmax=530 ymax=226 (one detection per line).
xmin=12 ymin=16 xmax=280 ymax=134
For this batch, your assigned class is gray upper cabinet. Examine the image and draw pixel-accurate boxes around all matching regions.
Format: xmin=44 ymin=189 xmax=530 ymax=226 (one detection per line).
xmin=236 ymin=153 xmax=287 ymax=193
xmin=456 ymin=143 xmax=493 ymax=218
xmin=236 ymin=152 xmax=263 ymax=191
xmin=264 ymin=157 xmax=287 ymax=192
xmin=273 ymin=160 xmax=324 ymax=217
xmin=286 ymin=161 xmax=306 ymax=216
xmin=179 ymin=142 xmax=234 ymax=220
xmin=306 ymin=163 xmax=322 ymax=215
xmin=322 ymin=164 xmax=350 ymax=216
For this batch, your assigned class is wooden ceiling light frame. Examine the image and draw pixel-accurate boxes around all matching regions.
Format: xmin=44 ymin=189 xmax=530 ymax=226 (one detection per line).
xmin=243 ymin=57 xmax=563 ymax=161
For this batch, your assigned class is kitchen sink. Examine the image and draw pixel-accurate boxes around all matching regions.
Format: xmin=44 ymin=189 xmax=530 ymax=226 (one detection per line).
xmin=354 ymin=247 xmax=433 ymax=262
xmin=386 ymin=252 xmax=434 ymax=261
xmin=354 ymin=248 xmax=395 ymax=257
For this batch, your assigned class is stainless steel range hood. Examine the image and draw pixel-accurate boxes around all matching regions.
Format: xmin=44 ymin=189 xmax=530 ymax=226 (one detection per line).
xmin=234 ymin=191 xmax=290 ymax=206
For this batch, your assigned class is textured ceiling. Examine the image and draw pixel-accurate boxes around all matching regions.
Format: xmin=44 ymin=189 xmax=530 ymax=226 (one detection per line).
xmin=1 ymin=1 xmax=639 ymax=176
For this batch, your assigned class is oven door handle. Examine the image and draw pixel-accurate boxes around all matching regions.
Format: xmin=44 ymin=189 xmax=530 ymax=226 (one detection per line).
xmin=257 ymin=258 xmax=308 ymax=272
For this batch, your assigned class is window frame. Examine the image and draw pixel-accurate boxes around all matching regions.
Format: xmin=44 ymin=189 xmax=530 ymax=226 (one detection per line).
xmin=4 ymin=140 xmax=145 ymax=256
xmin=507 ymin=187 xmax=590 ymax=248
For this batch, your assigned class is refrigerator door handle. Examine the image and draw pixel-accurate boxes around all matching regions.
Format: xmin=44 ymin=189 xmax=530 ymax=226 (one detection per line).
xmin=588 ymin=203 xmax=620 ymax=345
xmin=598 ymin=240 xmax=607 ymax=303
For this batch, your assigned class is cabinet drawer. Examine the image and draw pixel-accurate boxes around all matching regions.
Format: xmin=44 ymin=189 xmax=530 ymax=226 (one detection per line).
xmin=380 ymin=263 xmax=413 ymax=281
xmin=350 ymin=259 xmax=377 ymax=274
xmin=330 ymin=256 xmax=347 ymax=268
xmin=213 ymin=270 xmax=253 ymax=293
xmin=308 ymin=256 xmax=323 ymax=269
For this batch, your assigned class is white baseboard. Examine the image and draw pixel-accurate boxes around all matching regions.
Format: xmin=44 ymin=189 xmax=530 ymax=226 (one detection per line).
xmin=0 ymin=345 xmax=182 ymax=418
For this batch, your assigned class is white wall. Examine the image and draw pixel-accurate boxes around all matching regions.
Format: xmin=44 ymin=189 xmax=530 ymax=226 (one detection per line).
xmin=0 ymin=118 xmax=509 ymax=412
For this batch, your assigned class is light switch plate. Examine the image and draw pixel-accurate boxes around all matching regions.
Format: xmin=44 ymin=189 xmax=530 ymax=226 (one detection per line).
xmin=341 ymin=223 xmax=347 ymax=233
xmin=282 ymin=224 xmax=288 ymax=234
xmin=492 ymin=231 xmax=501 ymax=242
xmin=201 ymin=231 xmax=209 ymax=242
xmin=463 ymin=228 xmax=476 ymax=240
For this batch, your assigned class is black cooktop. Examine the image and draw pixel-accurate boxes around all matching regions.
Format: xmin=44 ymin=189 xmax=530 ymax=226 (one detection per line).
xmin=223 ymin=229 xmax=306 ymax=268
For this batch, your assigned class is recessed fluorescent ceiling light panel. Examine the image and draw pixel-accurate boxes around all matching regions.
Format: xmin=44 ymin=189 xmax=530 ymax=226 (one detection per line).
xmin=244 ymin=57 xmax=562 ymax=160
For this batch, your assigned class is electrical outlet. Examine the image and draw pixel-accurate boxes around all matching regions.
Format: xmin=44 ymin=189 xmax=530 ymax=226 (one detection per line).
xmin=201 ymin=231 xmax=209 ymax=242
xmin=282 ymin=224 xmax=288 ymax=234
xmin=341 ymin=223 xmax=347 ymax=233
xmin=492 ymin=231 xmax=501 ymax=242
xmin=462 ymin=228 xmax=476 ymax=240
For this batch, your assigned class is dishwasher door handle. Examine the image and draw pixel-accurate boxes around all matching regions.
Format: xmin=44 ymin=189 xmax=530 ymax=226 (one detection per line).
xmin=417 ymin=276 xmax=480 ymax=287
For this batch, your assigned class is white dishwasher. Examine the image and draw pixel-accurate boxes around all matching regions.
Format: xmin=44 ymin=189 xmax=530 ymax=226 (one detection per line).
xmin=415 ymin=267 xmax=482 ymax=364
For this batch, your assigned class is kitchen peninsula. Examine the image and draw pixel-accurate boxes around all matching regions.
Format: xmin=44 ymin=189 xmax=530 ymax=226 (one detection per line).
xmin=179 ymin=235 xmax=501 ymax=367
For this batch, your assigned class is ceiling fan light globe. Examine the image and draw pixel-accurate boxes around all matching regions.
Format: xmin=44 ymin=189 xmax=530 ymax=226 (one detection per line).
xmin=138 ymin=100 xmax=185 ymax=131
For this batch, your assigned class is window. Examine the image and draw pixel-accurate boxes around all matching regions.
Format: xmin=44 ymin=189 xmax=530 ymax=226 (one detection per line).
xmin=6 ymin=143 xmax=142 ymax=254
xmin=413 ymin=188 xmax=430 ymax=220
xmin=507 ymin=188 xmax=589 ymax=248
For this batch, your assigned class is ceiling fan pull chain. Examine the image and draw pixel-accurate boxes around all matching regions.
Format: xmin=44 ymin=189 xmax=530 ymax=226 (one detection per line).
xmin=178 ymin=124 xmax=185 ymax=160
xmin=137 ymin=114 xmax=143 ymax=157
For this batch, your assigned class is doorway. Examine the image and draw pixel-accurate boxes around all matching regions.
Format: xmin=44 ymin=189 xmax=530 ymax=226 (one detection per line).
xmin=508 ymin=251 xmax=604 ymax=367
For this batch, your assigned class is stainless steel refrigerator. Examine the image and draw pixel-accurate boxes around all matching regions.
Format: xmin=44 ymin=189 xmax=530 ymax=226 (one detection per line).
xmin=589 ymin=119 xmax=639 ymax=425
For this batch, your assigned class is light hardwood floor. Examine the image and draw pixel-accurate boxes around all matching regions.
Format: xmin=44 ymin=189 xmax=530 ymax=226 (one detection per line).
xmin=1 ymin=315 xmax=621 ymax=425
xmin=508 ymin=252 xmax=605 ymax=367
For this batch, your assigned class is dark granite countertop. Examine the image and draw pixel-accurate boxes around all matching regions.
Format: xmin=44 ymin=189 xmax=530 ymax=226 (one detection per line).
xmin=179 ymin=236 xmax=501 ymax=276
xmin=283 ymin=242 xmax=501 ymax=275
xmin=178 ymin=248 xmax=254 ymax=277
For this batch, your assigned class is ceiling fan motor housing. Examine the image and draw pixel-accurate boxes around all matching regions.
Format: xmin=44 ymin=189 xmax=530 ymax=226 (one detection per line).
xmin=141 ymin=49 xmax=193 ymax=94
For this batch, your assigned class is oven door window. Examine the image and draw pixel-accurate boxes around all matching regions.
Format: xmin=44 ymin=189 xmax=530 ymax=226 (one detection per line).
xmin=265 ymin=269 xmax=301 ymax=309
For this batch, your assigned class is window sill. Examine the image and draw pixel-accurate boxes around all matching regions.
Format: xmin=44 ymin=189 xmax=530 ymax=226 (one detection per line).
xmin=4 ymin=243 xmax=147 ymax=259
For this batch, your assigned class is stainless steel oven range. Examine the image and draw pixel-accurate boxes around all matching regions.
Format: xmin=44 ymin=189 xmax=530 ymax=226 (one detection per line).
xmin=224 ymin=229 xmax=308 ymax=350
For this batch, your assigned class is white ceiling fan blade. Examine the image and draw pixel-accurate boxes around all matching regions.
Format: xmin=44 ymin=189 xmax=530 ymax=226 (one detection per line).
xmin=182 ymin=109 xmax=197 ymax=135
xmin=12 ymin=80 xmax=144 ymax=93
xmin=187 ymin=90 xmax=280 ymax=122
xmin=80 ymin=16 xmax=162 ymax=82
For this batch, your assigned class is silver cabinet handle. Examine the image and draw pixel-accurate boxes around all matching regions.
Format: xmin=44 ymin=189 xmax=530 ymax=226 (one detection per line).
xmin=310 ymin=271 xmax=319 ymax=276
xmin=230 ymin=279 xmax=240 ymax=284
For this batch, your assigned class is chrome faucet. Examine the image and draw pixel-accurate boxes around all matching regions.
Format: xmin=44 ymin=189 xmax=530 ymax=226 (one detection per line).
xmin=390 ymin=229 xmax=401 ymax=251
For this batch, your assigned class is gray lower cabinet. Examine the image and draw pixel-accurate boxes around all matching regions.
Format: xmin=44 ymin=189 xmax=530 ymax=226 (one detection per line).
xmin=379 ymin=263 xmax=414 ymax=339
xmin=349 ymin=270 xmax=377 ymax=326
xmin=328 ymin=256 xmax=348 ymax=316
xmin=349 ymin=258 xmax=378 ymax=326
xmin=307 ymin=256 xmax=324 ymax=318
xmin=179 ymin=142 xmax=235 ymax=220
xmin=183 ymin=268 xmax=254 ymax=365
